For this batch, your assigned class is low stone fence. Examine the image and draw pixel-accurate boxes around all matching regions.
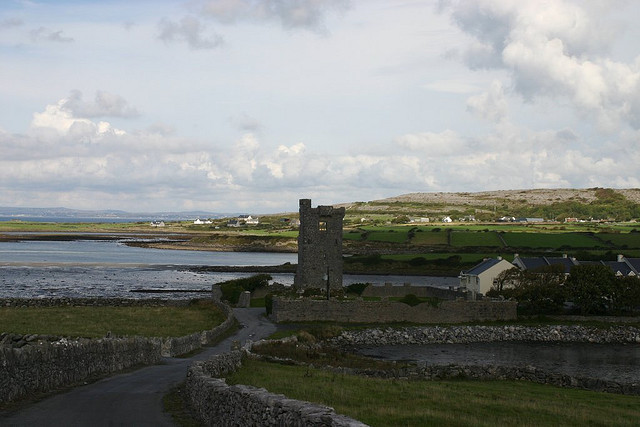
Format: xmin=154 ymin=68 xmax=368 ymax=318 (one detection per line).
xmin=184 ymin=350 xmax=367 ymax=426
xmin=248 ymin=331 xmax=640 ymax=396
xmin=161 ymin=301 xmax=235 ymax=357
xmin=331 ymin=325 xmax=640 ymax=346
xmin=0 ymin=298 xmax=236 ymax=404
xmin=271 ymin=298 xmax=517 ymax=323
xmin=361 ymin=283 xmax=463 ymax=300
xmin=0 ymin=298 xmax=190 ymax=307
xmin=0 ymin=337 xmax=162 ymax=404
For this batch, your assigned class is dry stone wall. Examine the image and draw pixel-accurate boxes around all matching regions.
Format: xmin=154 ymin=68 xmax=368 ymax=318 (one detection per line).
xmin=0 ymin=337 xmax=161 ymax=403
xmin=361 ymin=283 xmax=463 ymax=300
xmin=271 ymin=298 xmax=517 ymax=323
xmin=331 ymin=325 xmax=640 ymax=346
xmin=0 ymin=298 xmax=235 ymax=404
xmin=185 ymin=351 xmax=368 ymax=426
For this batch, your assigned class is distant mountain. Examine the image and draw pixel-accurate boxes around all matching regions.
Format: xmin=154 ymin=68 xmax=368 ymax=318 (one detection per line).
xmin=0 ymin=206 xmax=233 ymax=221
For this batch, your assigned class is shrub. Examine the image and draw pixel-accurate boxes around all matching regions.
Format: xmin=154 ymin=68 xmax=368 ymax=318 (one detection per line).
xmin=345 ymin=282 xmax=370 ymax=296
xmin=265 ymin=293 xmax=274 ymax=315
xmin=398 ymin=294 xmax=422 ymax=307
xmin=218 ymin=274 xmax=272 ymax=304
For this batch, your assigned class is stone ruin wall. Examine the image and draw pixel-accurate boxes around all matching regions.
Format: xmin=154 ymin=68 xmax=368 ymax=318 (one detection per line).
xmin=184 ymin=350 xmax=367 ymax=427
xmin=0 ymin=298 xmax=235 ymax=405
xmin=295 ymin=199 xmax=345 ymax=291
xmin=361 ymin=283 xmax=464 ymax=300
xmin=270 ymin=298 xmax=517 ymax=323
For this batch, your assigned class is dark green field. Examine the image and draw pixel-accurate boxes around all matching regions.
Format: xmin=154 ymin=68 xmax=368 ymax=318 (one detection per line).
xmin=227 ymin=359 xmax=640 ymax=427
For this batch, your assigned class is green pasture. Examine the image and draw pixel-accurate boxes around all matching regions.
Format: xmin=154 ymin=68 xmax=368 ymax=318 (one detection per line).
xmin=227 ymin=359 xmax=640 ymax=427
xmin=597 ymin=233 xmax=640 ymax=248
xmin=381 ymin=253 xmax=505 ymax=263
xmin=409 ymin=229 xmax=448 ymax=245
xmin=0 ymin=301 xmax=225 ymax=338
xmin=501 ymin=232 xmax=602 ymax=249
xmin=450 ymin=231 xmax=504 ymax=247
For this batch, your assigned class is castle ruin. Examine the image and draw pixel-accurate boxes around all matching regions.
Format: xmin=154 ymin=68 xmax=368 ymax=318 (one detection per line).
xmin=294 ymin=199 xmax=345 ymax=291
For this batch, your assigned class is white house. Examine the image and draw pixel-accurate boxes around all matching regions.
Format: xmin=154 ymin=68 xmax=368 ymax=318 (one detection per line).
xmin=459 ymin=257 xmax=516 ymax=299
xmin=442 ymin=216 xmax=453 ymax=223
xmin=193 ymin=218 xmax=212 ymax=225
xmin=238 ymin=214 xmax=259 ymax=225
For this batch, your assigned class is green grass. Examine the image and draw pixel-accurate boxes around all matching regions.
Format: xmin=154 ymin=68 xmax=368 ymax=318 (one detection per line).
xmin=227 ymin=359 xmax=640 ymax=426
xmin=450 ymin=231 xmax=504 ymax=247
xmin=597 ymin=233 xmax=640 ymax=248
xmin=410 ymin=229 xmax=448 ymax=245
xmin=502 ymin=232 xmax=602 ymax=249
xmin=0 ymin=300 xmax=226 ymax=338
xmin=381 ymin=253 xmax=503 ymax=263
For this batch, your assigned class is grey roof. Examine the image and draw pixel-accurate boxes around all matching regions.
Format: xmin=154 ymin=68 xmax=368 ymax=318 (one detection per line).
xmin=624 ymin=258 xmax=640 ymax=274
xmin=601 ymin=261 xmax=635 ymax=276
xmin=514 ymin=256 xmax=577 ymax=273
xmin=464 ymin=258 xmax=506 ymax=276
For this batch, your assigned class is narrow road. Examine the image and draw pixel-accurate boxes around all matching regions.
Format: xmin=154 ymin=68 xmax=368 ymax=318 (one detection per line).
xmin=1 ymin=308 xmax=276 ymax=427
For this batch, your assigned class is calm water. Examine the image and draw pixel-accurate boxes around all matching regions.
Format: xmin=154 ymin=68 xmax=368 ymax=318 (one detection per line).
xmin=0 ymin=240 xmax=456 ymax=298
xmin=358 ymin=342 xmax=640 ymax=383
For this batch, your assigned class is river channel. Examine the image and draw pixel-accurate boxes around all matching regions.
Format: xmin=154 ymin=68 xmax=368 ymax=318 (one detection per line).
xmin=357 ymin=342 xmax=640 ymax=384
xmin=0 ymin=239 xmax=457 ymax=298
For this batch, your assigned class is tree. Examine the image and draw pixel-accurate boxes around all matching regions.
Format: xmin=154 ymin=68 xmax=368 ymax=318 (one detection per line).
xmin=610 ymin=276 xmax=640 ymax=314
xmin=566 ymin=265 xmax=615 ymax=315
xmin=487 ymin=265 xmax=566 ymax=314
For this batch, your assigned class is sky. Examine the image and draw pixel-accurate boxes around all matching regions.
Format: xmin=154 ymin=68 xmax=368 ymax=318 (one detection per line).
xmin=1 ymin=0 xmax=640 ymax=214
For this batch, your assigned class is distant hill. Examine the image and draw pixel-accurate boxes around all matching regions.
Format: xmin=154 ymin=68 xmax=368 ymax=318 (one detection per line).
xmin=340 ymin=188 xmax=640 ymax=222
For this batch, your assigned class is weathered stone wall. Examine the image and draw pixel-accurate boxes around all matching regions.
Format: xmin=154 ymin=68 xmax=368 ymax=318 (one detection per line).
xmin=331 ymin=325 xmax=640 ymax=346
xmin=271 ymin=298 xmax=517 ymax=323
xmin=0 ymin=298 xmax=236 ymax=404
xmin=0 ymin=297 xmax=190 ymax=308
xmin=184 ymin=351 xmax=368 ymax=426
xmin=361 ymin=283 xmax=463 ymax=300
xmin=0 ymin=337 xmax=162 ymax=403
xmin=295 ymin=199 xmax=345 ymax=291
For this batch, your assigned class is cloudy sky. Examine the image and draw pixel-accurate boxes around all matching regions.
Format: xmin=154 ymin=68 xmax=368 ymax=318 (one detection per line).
xmin=1 ymin=0 xmax=640 ymax=214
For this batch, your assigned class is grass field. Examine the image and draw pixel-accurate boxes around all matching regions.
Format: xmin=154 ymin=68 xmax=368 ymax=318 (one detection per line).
xmin=381 ymin=253 xmax=504 ymax=263
xmin=450 ymin=231 xmax=504 ymax=247
xmin=501 ymin=232 xmax=602 ymax=249
xmin=409 ymin=229 xmax=448 ymax=245
xmin=0 ymin=300 xmax=225 ymax=338
xmin=597 ymin=233 xmax=640 ymax=248
xmin=227 ymin=359 xmax=640 ymax=427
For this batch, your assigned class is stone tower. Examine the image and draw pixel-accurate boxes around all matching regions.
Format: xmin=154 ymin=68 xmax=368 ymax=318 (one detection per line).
xmin=294 ymin=199 xmax=345 ymax=291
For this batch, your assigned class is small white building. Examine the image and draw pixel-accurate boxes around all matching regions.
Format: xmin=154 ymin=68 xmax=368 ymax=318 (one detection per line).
xmin=442 ymin=216 xmax=453 ymax=223
xmin=411 ymin=217 xmax=430 ymax=223
xmin=193 ymin=218 xmax=212 ymax=225
xmin=238 ymin=214 xmax=259 ymax=225
xmin=459 ymin=257 xmax=515 ymax=299
xmin=150 ymin=220 xmax=165 ymax=227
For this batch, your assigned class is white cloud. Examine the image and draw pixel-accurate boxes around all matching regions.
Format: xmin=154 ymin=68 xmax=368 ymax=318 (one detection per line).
xmin=442 ymin=0 xmax=640 ymax=131
xmin=158 ymin=16 xmax=224 ymax=49
xmin=61 ymin=90 xmax=140 ymax=119
xmin=30 ymin=98 xmax=125 ymax=139
xmin=194 ymin=0 xmax=350 ymax=33
xmin=29 ymin=26 xmax=73 ymax=42
xmin=394 ymin=130 xmax=466 ymax=156
xmin=466 ymin=79 xmax=507 ymax=122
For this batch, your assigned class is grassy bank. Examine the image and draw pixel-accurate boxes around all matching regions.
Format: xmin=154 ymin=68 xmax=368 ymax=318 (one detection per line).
xmin=0 ymin=300 xmax=225 ymax=338
xmin=227 ymin=359 xmax=640 ymax=426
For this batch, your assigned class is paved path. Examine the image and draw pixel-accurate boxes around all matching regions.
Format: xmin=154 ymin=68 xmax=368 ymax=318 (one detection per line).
xmin=1 ymin=308 xmax=276 ymax=427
